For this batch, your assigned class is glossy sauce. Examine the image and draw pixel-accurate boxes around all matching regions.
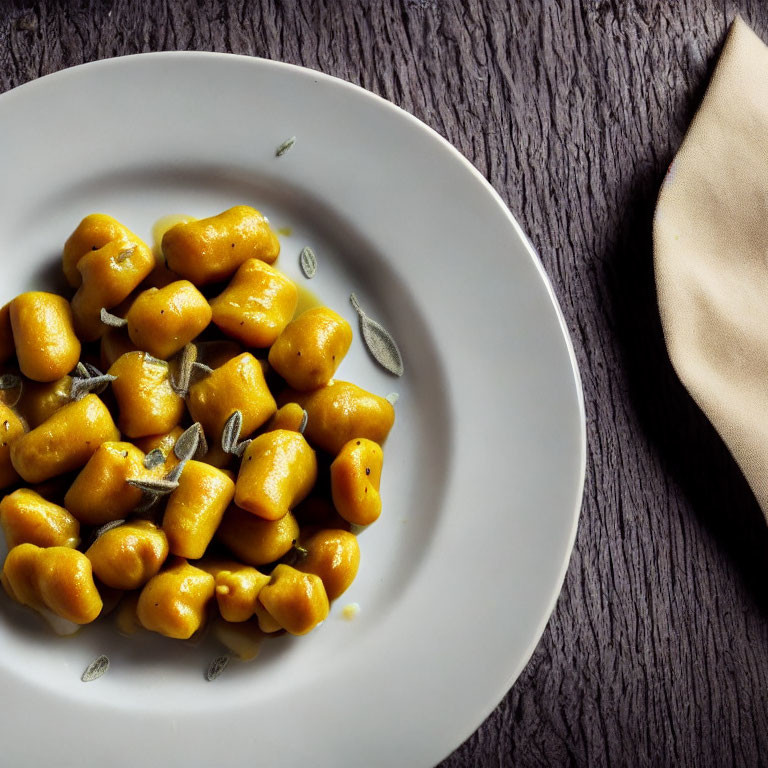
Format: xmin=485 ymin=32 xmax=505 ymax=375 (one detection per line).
xmin=151 ymin=214 xmax=197 ymax=259
xmin=293 ymin=283 xmax=322 ymax=319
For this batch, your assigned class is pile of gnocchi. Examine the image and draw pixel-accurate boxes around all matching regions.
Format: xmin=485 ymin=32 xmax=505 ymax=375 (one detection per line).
xmin=0 ymin=205 xmax=395 ymax=666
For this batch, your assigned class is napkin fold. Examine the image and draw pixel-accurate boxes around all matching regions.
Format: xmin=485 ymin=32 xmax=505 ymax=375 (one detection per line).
xmin=654 ymin=17 xmax=768 ymax=521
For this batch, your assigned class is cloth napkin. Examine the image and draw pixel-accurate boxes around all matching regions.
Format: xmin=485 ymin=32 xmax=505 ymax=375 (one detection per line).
xmin=654 ymin=16 xmax=768 ymax=521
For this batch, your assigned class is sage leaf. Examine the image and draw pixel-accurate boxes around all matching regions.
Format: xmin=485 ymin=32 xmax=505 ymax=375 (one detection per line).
xmin=100 ymin=307 xmax=127 ymax=328
xmin=126 ymin=477 xmax=179 ymax=495
xmin=275 ymin=136 xmax=296 ymax=157
xmin=174 ymin=422 xmax=204 ymax=462
xmin=221 ymin=411 xmax=243 ymax=454
xmin=164 ymin=461 xmax=185 ymax=485
xmin=81 ymin=655 xmax=110 ymax=682
xmin=171 ymin=343 xmax=197 ymax=397
xmin=299 ymin=247 xmax=317 ymax=279
xmin=70 ymin=374 xmax=116 ymax=401
xmin=191 ymin=361 xmax=213 ymax=376
xmin=207 ymin=655 xmax=230 ymax=681
xmin=142 ymin=448 xmax=166 ymax=469
xmin=349 ymin=293 xmax=404 ymax=376
xmin=232 ymin=438 xmax=251 ymax=459
xmin=143 ymin=354 xmax=168 ymax=368
xmin=83 ymin=362 xmax=105 ymax=379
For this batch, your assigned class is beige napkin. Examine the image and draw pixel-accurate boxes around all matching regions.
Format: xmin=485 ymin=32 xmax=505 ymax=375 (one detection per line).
xmin=654 ymin=16 xmax=768 ymax=520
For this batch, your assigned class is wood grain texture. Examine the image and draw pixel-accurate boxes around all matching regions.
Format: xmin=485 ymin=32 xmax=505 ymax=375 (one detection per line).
xmin=3 ymin=1 xmax=768 ymax=765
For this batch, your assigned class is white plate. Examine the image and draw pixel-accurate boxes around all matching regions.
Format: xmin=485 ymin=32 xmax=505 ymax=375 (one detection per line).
xmin=0 ymin=53 xmax=585 ymax=767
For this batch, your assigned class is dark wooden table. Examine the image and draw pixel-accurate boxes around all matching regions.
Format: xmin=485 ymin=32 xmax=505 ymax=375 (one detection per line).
xmin=3 ymin=1 xmax=768 ymax=765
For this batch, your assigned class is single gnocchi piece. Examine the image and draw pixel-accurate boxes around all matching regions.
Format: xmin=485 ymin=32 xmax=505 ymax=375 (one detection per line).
xmin=108 ymin=351 xmax=185 ymax=438
xmin=268 ymin=307 xmax=352 ymax=391
xmin=2 ymin=543 xmax=103 ymax=624
xmin=122 ymin=280 xmax=212 ymax=359
xmin=64 ymin=441 xmax=156 ymax=525
xmin=16 ymin=376 xmax=73 ymax=429
xmin=235 ymin=430 xmax=317 ymax=521
xmin=330 ymin=438 xmax=384 ymax=526
xmin=162 ymin=206 xmax=280 ymax=285
xmin=71 ymin=239 xmax=156 ymax=341
xmin=0 ymin=488 xmax=80 ymax=549
xmin=216 ymin=504 xmax=299 ymax=566
xmin=263 ymin=402 xmax=307 ymax=433
xmin=10 ymin=292 xmax=81 ymax=382
xmin=136 ymin=558 xmax=215 ymax=640
xmin=0 ymin=403 xmax=25 ymax=489
xmin=162 ymin=461 xmax=235 ymax=559
xmin=296 ymin=529 xmax=360 ymax=601
xmin=62 ymin=213 xmax=138 ymax=288
xmin=281 ymin=381 xmax=395 ymax=456
xmin=258 ymin=564 xmax=329 ymax=636
xmin=199 ymin=559 xmax=270 ymax=623
xmin=280 ymin=381 xmax=394 ymax=456
xmin=186 ymin=352 xmax=276 ymax=446
xmin=86 ymin=520 xmax=169 ymax=590
xmin=210 ymin=258 xmax=297 ymax=347
xmin=10 ymin=394 xmax=120 ymax=483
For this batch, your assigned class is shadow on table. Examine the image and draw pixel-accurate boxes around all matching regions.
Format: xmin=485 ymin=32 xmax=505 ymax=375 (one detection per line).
xmin=605 ymin=170 xmax=768 ymax=615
